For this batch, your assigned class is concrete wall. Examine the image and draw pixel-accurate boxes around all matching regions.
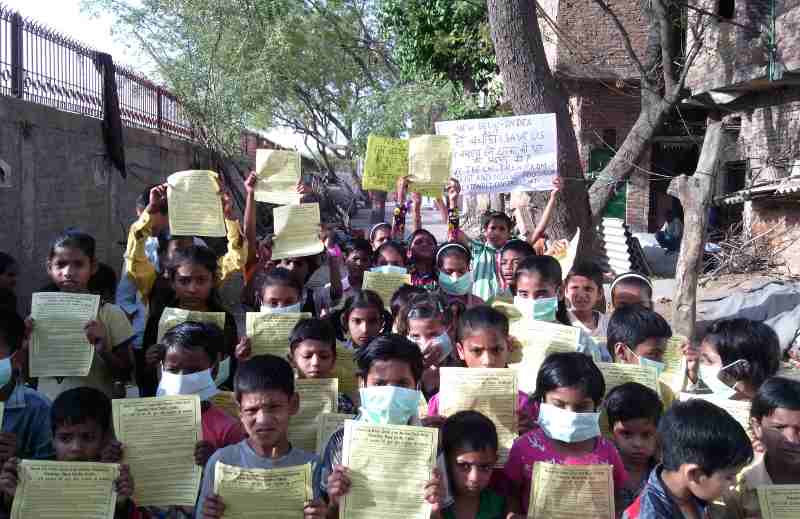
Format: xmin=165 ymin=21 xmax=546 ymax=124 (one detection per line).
xmin=0 ymin=95 xmax=214 ymax=313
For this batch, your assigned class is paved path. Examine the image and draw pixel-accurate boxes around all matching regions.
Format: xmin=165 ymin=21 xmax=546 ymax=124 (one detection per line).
xmin=350 ymin=204 xmax=448 ymax=243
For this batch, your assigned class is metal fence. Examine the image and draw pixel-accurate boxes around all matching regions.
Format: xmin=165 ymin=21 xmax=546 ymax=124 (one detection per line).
xmin=0 ymin=4 xmax=194 ymax=141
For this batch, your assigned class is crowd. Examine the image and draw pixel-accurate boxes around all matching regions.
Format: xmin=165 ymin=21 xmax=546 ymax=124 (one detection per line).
xmin=0 ymin=170 xmax=797 ymax=519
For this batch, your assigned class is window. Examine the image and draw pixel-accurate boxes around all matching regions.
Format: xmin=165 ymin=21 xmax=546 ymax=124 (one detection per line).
xmin=717 ymin=0 xmax=735 ymax=19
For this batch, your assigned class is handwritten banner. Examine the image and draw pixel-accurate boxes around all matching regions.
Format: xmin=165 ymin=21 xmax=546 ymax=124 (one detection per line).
xmin=435 ymin=114 xmax=557 ymax=195
xmin=362 ymin=136 xmax=409 ymax=192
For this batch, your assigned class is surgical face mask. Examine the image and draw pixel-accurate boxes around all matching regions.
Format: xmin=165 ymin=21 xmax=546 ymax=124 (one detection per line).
xmin=626 ymin=346 xmax=665 ymax=378
xmin=214 ymin=357 xmax=231 ymax=387
xmin=359 ymin=386 xmax=422 ymax=425
xmin=699 ymin=360 xmax=746 ymax=400
xmin=260 ymin=302 xmax=302 ymax=314
xmin=537 ymin=403 xmax=600 ymax=443
xmin=371 ymin=265 xmax=408 ymax=275
xmin=0 ymin=358 xmax=11 ymax=387
xmin=438 ymin=271 xmax=473 ymax=296
xmin=514 ymin=296 xmax=558 ymax=322
xmin=157 ymin=367 xmax=219 ymax=401
xmin=409 ymin=333 xmax=453 ymax=365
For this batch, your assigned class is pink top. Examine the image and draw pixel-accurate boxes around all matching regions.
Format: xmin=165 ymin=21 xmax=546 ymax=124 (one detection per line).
xmin=427 ymin=390 xmax=539 ymax=427
xmin=202 ymin=404 xmax=247 ymax=450
xmin=503 ymin=427 xmax=628 ymax=514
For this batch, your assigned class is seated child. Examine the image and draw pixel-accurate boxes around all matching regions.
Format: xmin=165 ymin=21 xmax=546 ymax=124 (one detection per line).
xmin=504 ymin=352 xmax=628 ymax=516
xmin=610 ymin=273 xmax=653 ymax=310
xmin=0 ymin=387 xmax=138 ymax=518
xmin=196 ymin=355 xmax=324 ymax=519
xmin=605 ymin=382 xmax=663 ymax=513
xmin=565 ymin=262 xmax=609 ymax=338
xmin=289 ymin=318 xmax=356 ymax=414
xmin=712 ymin=376 xmax=800 ymax=519
xmin=623 ymin=399 xmax=753 ymax=519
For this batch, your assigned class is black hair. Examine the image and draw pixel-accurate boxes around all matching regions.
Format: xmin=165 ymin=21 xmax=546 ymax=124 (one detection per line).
xmin=234 ymin=354 xmax=296 ymax=401
xmin=260 ymin=267 xmax=304 ymax=300
xmin=51 ymin=387 xmax=112 ymax=434
xmin=161 ymin=321 xmax=222 ymax=363
xmin=289 ymin=318 xmax=336 ymax=356
xmin=659 ymin=399 xmax=753 ymax=475
xmin=167 ymin=245 xmax=219 ymax=279
xmin=500 ymin=239 xmax=535 ymax=258
xmin=458 ymin=305 xmax=509 ymax=342
xmin=374 ymin=241 xmax=407 ymax=266
xmin=0 ymin=310 xmax=24 ymax=354
xmin=565 ymin=261 xmax=605 ymax=289
xmin=49 ymin=229 xmax=96 ymax=261
xmin=482 ymin=210 xmax=513 ymax=231
xmin=703 ymin=318 xmax=780 ymax=390
xmin=409 ymin=229 xmax=437 ymax=248
xmin=610 ymin=272 xmax=653 ymax=306
xmin=0 ymin=252 xmax=16 ymax=275
xmin=390 ymin=285 xmax=427 ymax=320
xmin=395 ymin=291 xmax=452 ymax=336
xmin=442 ymin=411 xmax=498 ymax=457
xmin=136 ymin=184 xmax=167 ymax=214
xmin=436 ymin=243 xmax=471 ymax=269
xmin=370 ymin=223 xmax=392 ymax=242
xmin=354 ymin=334 xmax=424 ymax=384
xmin=88 ymin=262 xmax=118 ymax=303
xmin=604 ymin=382 xmax=663 ymax=428
xmin=331 ymin=289 xmax=391 ymax=341
xmin=343 ymin=238 xmax=373 ymax=258
xmin=533 ymin=352 xmax=606 ymax=406
xmin=750 ymin=376 xmax=800 ymax=422
xmin=607 ymin=305 xmax=672 ymax=360
xmin=513 ymin=255 xmax=570 ymax=325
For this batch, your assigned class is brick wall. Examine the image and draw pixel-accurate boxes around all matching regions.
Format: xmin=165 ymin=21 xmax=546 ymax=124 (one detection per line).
xmin=751 ymin=198 xmax=800 ymax=274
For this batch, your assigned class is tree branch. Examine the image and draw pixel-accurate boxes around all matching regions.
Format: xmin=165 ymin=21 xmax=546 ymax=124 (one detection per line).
xmin=652 ymin=0 xmax=676 ymax=94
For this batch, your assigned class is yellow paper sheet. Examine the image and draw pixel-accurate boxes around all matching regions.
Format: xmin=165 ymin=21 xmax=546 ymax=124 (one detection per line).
xmin=660 ymin=335 xmax=687 ymax=387
xmin=341 ymin=421 xmax=438 ymax=519
xmin=289 ymin=379 xmax=338 ymax=452
xmin=362 ymin=136 xmax=409 ymax=192
xmin=255 ymin=149 xmax=303 ymax=205
xmin=757 ymin=485 xmax=800 ymax=519
xmin=112 ymin=395 xmax=202 ymax=507
xmin=271 ymin=203 xmax=325 ymax=260
xmin=166 ymin=170 xmax=226 ymax=237
xmin=210 ymin=391 xmax=239 ymax=419
xmin=333 ymin=346 xmax=359 ymax=404
xmin=10 ymin=460 xmax=119 ymax=519
xmin=528 ymin=462 xmax=614 ymax=519
xmin=361 ymin=271 xmax=411 ymax=309
xmin=246 ymin=312 xmax=312 ymax=358
xmin=29 ymin=292 xmax=100 ymax=378
xmin=678 ymin=393 xmax=753 ymax=439
xmin=408 ymin=135 xmax=451 ymax=186
xmin=509 ymin=319 xmax=580 ymax=365
xmin=157 ymin=307 xmax=227 ymax=343
xmin=438 ymin=368 xmax=517 ymax=466
xmin=316 ymin=412 xmax=356 ymax=455
xmin=595 ymin=362 xmax=661 ymax=399
xmin=213 ymin=461 xmax=312 ymax=519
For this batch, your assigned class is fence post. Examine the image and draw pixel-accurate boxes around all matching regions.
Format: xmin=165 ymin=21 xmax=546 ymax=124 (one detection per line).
xmin=10 ymin=13 xmax=23 ymax=98
xmin=156 ymin=88 xmax=163 ymax=133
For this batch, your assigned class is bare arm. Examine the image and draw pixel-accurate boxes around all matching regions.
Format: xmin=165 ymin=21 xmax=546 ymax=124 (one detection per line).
xmin=526 ymin=176 xmax=561 ymax=246
xmin=243 ymin=172 xmax=258 ymax=270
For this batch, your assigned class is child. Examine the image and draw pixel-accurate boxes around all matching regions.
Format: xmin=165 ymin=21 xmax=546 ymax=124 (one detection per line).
xmin=436 ymin=243 xmax=483 ymax=311
xmin=713 ymin=376 xmax=800 ymax=518
xmin=605 ymin=382 xmax=663 ymax=513
xmin=427 ymin=305 xmax=537 ymax=435
xmin=35 ymin=230 xmax=134 ymax=400
xmin=504 ymin=352 xmax=628 ymax=515
xmin=623 ymin=399 xmax=753 ymax=519
xmin=565 ymin=262 xmax=609 ymax=338
xmin=498 ymin=240 xmax=535 ymax=296
xmin=317 ymin=335 xmax=443 ymax=516
xmin=437 ymin=411 xmax=506 ymax=519
xmin=0 ymin=252 xmax=18 ymax=314
xmin=510 ymin=256 xmax=611 ymax=361
xmin=407 ymin=229 xmax=439 ymax=291
xmin=333 ymin=290 xmax=388 ymax=350
xmin=259 ymin=267 xmax=304 ymax=312
xmin=369 ymin=223 xmax=392 ymax=251
xmin=196 ymin=355 xmax=325 ymax=519
xmin=289 ymin=318 xmax=356 ymax=414
xmin=610 ymin=272 xmax=654 ymax=310
xmin=0 ymin=311 xmax=54 ymax=462
xmin=389 ymin=285 xmax=427 ymax=328
xmin=342 ymin=239 xmax=372 ymax=296
xmin=373 ymin=241 xmax=407 ymax=270
xmin=0 ymin=387 xmax=138 ymax=518
xmin=607 ymin=304 xmax=676 ymax=406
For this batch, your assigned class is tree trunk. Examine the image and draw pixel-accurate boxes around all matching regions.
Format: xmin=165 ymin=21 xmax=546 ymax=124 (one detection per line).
xmin=486 ymin=0 xmax=593 ymax=248
xmin=669 ymin=113 xmax=724 ymax=340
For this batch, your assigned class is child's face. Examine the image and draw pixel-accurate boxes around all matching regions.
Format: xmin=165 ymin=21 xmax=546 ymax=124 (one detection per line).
xmin=410 ymin=234 xmax=436 ymax=260
xmin=53 ymin=419 xmax=108 ymax=462
xmin=612 ymin=284 xmax=652 ymax=310
xmin=448 ymin=447 xmax=497 ymax=497
xmin=261 ymin=285 xmax=301 ymax=308
xmin=440 ymin=255 xmax=469 ymax=278
xmin=279 ymin=258 xmax=311 ymax=284
xmin=611 ymin=418 xmax=658 ymax=467
xmin=347 ymin=307 xmax=383 ymax=347
xmin=500 ymin=250 xmax=525 ymax=287
xmin=163 ymin=345 xmax=214 ymax=375
xmin=238 ymin=390 xmax=299 ymax=448
xmin=346 ymin=250 xmax=371 ymax=279
xmin=291 ymin=339 xmax=335 ymax=379
xmin=0 ymin=263 xmax=18 ymax=292
xmin=172 ymin=263 xmax=214 ymax=310
xmin=752 ymin=408 xmax=800 ymax=464
xmin=457 ymin=329 xmax=509 ymax=369
xmin=372 ymin=228 xmax=391 ymax=250
xmin=407 ymin=318 xmax=446 ymax=346
xmin=361 ymin=359 xmax=417 ymax=389
xmin=515 ymin=273 xmax=560 ymax=300
xmin=688 ymin=466 xmax=740 ymax=503
xmin=565 ymin=275 xmax=600 ymax=313
xmin=484 ymin=218 xmax=510 ymax=248
xmin=544 ymin=386 xmax=596 ymax=413
xmin=617 ymin=337 xmax=667 ymax=364
xmin=48 ymin=246 xmax=95 ymax=292
xmin=376 ymin=248 xmax=405 ymax=267
xmin=698 ymin=339 xmax=723 ymax=369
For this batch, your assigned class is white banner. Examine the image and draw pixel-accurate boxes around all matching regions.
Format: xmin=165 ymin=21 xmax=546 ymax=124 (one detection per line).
xmin=435 ymin=113 xmax=558 ymax=195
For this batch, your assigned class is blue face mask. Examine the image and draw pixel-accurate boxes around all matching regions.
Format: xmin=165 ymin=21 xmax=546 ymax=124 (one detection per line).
xmin=409 ymin=333 xmax=453 ymax=365
xmin=261 ymin=302 xmax=302 ymax=314
xmin=371 ymin=265 xmax=408 ymax=275
xmin=359 ymin=386 xmax=422 ymax=425
xmin=514 ymin=296 xmax=558 ymax=322
xmin=537 ymin=403 xmax=600 ymax=442
xmin=438 ymin=271 xmax=473 ymax=296
xmin=626 ymin=346 xmax=665 ymax=378
xmin=0 ymin=358 xmax=12 ymax=387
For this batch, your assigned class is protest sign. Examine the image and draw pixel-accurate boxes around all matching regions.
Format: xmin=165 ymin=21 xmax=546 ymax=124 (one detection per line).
xmin=362 ymin=136 xmax=409 ymax=192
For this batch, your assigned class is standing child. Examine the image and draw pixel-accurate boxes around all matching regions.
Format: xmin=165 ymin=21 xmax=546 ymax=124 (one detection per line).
xmin=436 ymin=244 xmax=483 ymax=317
xmin=332 ymin=290 xmax=388 ymax=350
xmin=373 ymin=241 xmax=407 ymax=270
xmin=369 ymin=223 xmax=392 ymax=251
xmin=610 ymin=273 xmax=654 ymax=310
xmin=565 ymin=262 xmax=609 ymax=339
xmin=503 ymin=352 xmax=628 ymax=516
xmin=497 ymin=240 xmax=536 ymax=298
xmin=35 ymin=230 xmax=134 ymax=400
xmin=604 ymin=382 xmax=663 ymax=513
xmin=623 ymin=399 xmax=753 ymax=519
xmin=407 ymin=230 xmax=439 ymax=291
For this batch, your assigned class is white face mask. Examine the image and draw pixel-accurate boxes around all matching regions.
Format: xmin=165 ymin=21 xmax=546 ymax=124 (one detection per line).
xmin=408 ymin=333 xmax=453 ymax=365
xmin=371 ymin=265 xmax=408 ymax=275
xmin=260 ymin=302 xmax=302 ymax=314
xmin=359 ymin=386 xmax=422 ymax=425
xmin=537 ymin=403 xmax=600 ymax=443
xmin=157 ymin=367 xmax=219 ymax=401
xmin=699 ymin=360 xmax=746 ymax=400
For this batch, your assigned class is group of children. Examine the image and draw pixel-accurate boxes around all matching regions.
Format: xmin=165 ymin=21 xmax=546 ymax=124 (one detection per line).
xmin=0 ymin=173 xmax=798 ymax=519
